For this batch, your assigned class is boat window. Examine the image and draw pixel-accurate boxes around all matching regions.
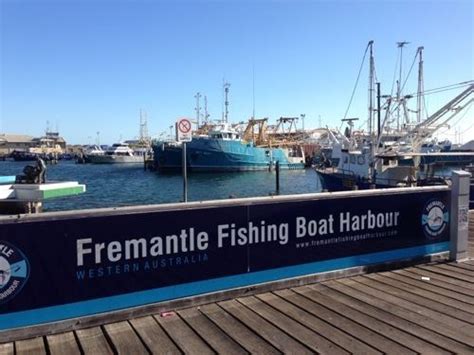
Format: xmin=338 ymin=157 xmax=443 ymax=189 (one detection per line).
xmin=265 ymin=150 xmax=270 ymax=157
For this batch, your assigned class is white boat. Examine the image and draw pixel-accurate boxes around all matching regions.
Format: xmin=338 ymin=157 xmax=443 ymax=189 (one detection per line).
xmin=87 ymin=143 xmax=144 ymax=164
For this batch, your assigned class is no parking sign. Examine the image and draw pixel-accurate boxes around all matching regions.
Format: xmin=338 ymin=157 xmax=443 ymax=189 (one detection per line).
xmin=176 ymin=118 xmax=193 ymax=142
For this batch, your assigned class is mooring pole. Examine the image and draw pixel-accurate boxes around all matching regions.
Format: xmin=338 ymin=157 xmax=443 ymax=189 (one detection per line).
xmin=275 ymin=160 xmax=280 ymax=194
xmin=183 ymin=142 xmax=188 ymax=202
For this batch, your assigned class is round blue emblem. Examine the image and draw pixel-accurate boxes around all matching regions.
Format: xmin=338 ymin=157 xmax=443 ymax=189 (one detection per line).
xmin=421 ymin=200 xmax=449 ymax=239
xmin=0 ymin=241 xmax=30 ymax=304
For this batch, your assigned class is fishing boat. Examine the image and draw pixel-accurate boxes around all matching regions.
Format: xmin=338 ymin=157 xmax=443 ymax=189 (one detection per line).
xmin=153 ymin=120 xmax=305 ymax=172
xmin=314 ymin=41 xmax=474 ymax=191
xmin=153 ymin=83 xmax=305 ymax=172
xmin=87 ymin=143 xmax=144 ymax=164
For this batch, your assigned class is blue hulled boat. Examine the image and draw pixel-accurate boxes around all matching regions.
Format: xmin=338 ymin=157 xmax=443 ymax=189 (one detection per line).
xmin=153 ymin=122 xmax=305 ymax=172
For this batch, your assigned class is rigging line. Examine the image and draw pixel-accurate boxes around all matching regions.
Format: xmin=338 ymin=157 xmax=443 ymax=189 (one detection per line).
xmin=435 ymin=101 xmax=473 ymax=135
xmin=405 ymin=83 xmax=472 ymax=98
xmin=400 ymin=49 xmax=418 ymax=93
xmin=423 ymin=89 xmax=430 ymax=120
xmin=460 ymin=118 xmax=474 ymax=133
xmin=342 ymin=42 xmax=371 ymax=123
xmin=415 ymin=85 xmax=470 ymax=97
xmin=390 ymin=48 xmax=400 ymax=97
xmin=409 ymin=80 xmax=474 ymax=96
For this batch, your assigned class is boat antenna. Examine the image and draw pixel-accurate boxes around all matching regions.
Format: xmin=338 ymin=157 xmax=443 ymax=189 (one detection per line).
xmin=224 ymin=81 xmax=231 ymax=123
xmin=194 ymin=92 xmax=202 ymax=127
xmin=204 ymin=95 xmax=210 ymax=124
xmin=221 ymin=78 xmax=225 ymax=122
xmin=252 ymin=62 xmax=256 ymax=119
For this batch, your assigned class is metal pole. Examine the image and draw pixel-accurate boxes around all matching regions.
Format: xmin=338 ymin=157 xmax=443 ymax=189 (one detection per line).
xmin=275 ymin=160 xmax=280 ymax=194
xmin=183 ymin=142 xmax=188 ymax=202
xmin=368 ymin=40 xmax=374 ymax=135
xmin=377 ymin=82 xmax=381 ymax=139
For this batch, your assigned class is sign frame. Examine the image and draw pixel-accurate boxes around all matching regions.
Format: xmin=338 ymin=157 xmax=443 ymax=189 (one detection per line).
xmin=176 ymin=118 xmax=193 ymax=142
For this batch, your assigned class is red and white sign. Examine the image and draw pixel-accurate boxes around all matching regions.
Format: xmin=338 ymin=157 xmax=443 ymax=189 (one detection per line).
xmin=176 ymin=118 xmax=193 ymax=142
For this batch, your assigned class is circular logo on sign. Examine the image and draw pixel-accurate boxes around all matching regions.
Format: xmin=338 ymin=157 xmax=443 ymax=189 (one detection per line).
xmin=0 ymin=241 xmax=30 ymax=304
xmin=421 ymin=200 xmax=449 ymax=239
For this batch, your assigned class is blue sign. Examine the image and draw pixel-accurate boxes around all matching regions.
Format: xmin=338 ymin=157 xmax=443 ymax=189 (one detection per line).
xmin=0 ymin=190 xmax=450 ymax=330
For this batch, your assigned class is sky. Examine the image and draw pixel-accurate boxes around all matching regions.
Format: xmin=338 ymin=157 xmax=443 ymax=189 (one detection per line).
xmin=1 ymin=0 xmax=473 ymax=145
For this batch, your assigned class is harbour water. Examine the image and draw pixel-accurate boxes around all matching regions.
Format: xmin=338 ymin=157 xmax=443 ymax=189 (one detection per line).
xmin=0 ymin=161 xmax=322 ymax=212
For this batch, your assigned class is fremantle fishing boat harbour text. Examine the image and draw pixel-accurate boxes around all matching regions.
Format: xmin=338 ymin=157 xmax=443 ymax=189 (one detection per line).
xmin=76 ymin=208 xmax=401 ymax=277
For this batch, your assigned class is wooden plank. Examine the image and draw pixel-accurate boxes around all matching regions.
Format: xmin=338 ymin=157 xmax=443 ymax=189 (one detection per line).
xmin=360 ymin=274 xmax=474 ymax=321
xmin=199 ymin=303 xmax=279 ymax=354
xmin=238 ymin=295 xmax=349 ymax=354
xmin=178 ymin=307 xmax=246 ymax=355
xmin=395 ymin=268 xmax=474 ymax=297
xmin=294 ymin=285 xmax=448 ymax=354
xmin=403 ymin=267 xmax=474 ymax=294
xmin=46 ymin=332 xmax=81 ymax=355
xmin=0 ymin=343 xmax=13 ymax=355
xmin=15 ymin=337 xmax=47 ymax=355
xmin=384 ymin=270 xmax=474 ymax=306
xmin=75 ymin=326 xmax=113 ymax=355
xmin=219 ymin=299 xmax=312 ymax=354
xmin=154 ymin=311 xmax=213 ymax=354
xmin=321 ymin=280 xmax=474 ymax=353
xmin=416 ymin=264 xmax=474 ymax=283
xmin=342 ymin=277 xmax=474 ymax=341
xmin=129 ymin=316 xmax=180 ymax=354
xmin=452 ymin=262 xmax=474 ymax=271
xmin=103 ymin=321 xmax=148 ymax=354
xmin=445 ymin=262 xmax=474 ymax=273
xmin=257 ymin=291 xmax=382 ymax=354
xmin=276 ymin=288 xmax=416 ymax=354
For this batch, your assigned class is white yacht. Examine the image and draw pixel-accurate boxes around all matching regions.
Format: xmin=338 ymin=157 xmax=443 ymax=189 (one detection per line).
xmin=87 ymin=143 xmax=144 ymax=164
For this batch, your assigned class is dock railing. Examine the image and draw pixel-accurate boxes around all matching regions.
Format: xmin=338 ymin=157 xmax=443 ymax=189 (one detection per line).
xmin=0 ymin=171 xmax=470 ymax=341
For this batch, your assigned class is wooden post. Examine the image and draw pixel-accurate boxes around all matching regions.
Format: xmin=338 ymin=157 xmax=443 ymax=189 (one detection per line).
xmin=450 ymin=170 xmax=470 ymax=261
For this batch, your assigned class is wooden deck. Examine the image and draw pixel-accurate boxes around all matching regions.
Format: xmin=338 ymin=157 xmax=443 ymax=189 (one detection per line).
xmin=1 ymin=211 xmax=473 ymax=354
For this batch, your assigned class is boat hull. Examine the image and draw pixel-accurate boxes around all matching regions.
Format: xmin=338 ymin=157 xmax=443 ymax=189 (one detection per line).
xmin=87 ymin=155 xmax=143 ymax=164
xmin=153 ymin=139 xmax=305 ymax=172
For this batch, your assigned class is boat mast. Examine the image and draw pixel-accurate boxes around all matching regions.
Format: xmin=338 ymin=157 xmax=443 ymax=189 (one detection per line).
xmin=416 ymin=46 xmax=425 ymax=124
xmin=194 ymin=92 xmax=202 ymax=128
xmin=204 ymin=95 xmax=210 ymax=124
xmin=223 ymin=82 xmax=231 ymax=123
xmin=396 ymin=41 xmax=409 ymax=131
xmin=368 ymin=40 xmax=375 ymax=136
xmin=139 ymin=109 xmax=149 ymax=144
